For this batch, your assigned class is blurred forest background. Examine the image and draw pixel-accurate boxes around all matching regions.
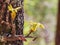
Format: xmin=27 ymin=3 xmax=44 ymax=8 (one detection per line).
xmin=24 ymin=0 xmax=58 ymax=45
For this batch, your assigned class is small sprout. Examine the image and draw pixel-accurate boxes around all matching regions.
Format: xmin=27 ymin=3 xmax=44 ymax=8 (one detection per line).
xmin=30 ymin=23 xmax=37 ymax=32
xmin=8 ymin=4 xmax=21 ymax=21
xmin=26 ymin=21 xmax=45 ymax=37
xmin=30 ymin=22 xmax=45 ymax=32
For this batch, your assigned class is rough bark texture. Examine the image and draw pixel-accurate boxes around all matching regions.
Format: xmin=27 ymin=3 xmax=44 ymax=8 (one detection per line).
xmin=11 ymin=0 xmax=24 ymax=45
xmin=0 ymin=0 xmax=24 ymax=45
xmin=56 ymin=0 xmax=60 ymax=45
xmin=15 ymin=0 xmax=24 ymax=45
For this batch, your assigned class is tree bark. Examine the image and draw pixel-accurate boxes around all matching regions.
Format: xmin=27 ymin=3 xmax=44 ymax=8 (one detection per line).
xmin=11 ymin=0 xmax=24 ymax=45
xmin=15 ymin=0 xmax=24 ymax=45
xmin=0 ymin=0 xmax=24 ymax=45
xmin=55 ymin=0 xmax=60 ymax=45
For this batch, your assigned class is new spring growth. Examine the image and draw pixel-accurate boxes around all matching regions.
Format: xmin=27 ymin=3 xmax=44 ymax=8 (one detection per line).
xmin=8 ymin=4 xmax=21 ymax=21
xmin=26 ymin=21 xmax=45 ymax=37
xmin=30 ymin=21 xmax=45 ymax=32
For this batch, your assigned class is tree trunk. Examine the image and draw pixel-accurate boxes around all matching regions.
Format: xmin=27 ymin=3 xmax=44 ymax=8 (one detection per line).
xmin=55 ymin=0 xmax=60 ymax=45
xmin=0 ymin=0 xmax=24 ymax=45
xmin=15 ymin=0 xmax=24 ymax=45
xmin=11 ymin=0 xmax=24 ymax=45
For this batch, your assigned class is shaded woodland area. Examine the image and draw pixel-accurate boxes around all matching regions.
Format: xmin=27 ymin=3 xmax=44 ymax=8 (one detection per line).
xmin=0 ymin=0 xmax=59 ymax=45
